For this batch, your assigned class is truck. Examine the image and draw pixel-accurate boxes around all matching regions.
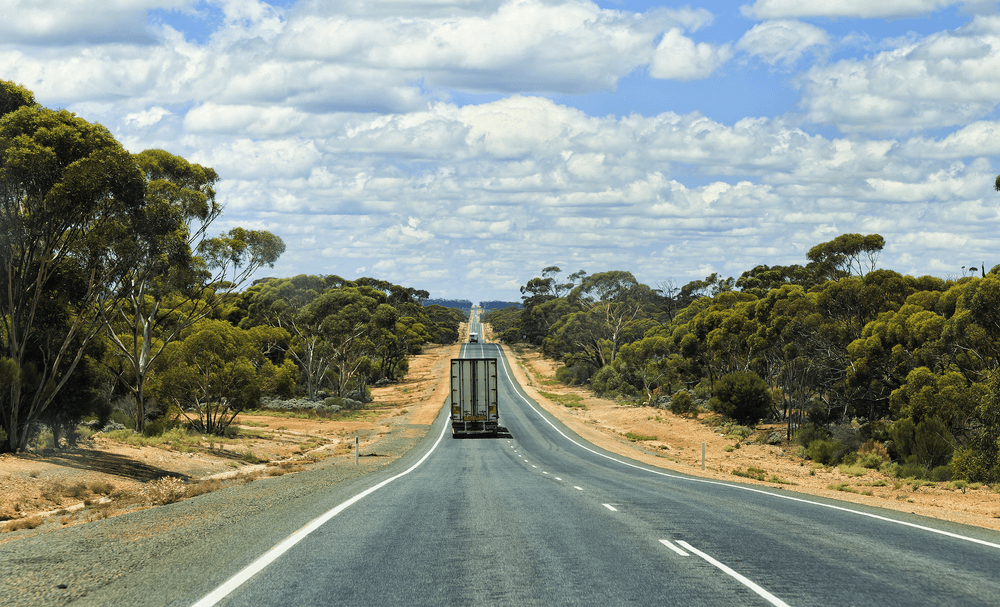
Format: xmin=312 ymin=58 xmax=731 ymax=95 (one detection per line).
xmin=450 ymin=358 xmax=499 ymax=437
xmin=468 ymin=332 xmax=479 ymax=343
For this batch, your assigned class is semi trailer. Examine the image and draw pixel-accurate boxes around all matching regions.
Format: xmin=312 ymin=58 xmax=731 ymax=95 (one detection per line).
xmin=450 ymin=358 xmax=499 ymax=437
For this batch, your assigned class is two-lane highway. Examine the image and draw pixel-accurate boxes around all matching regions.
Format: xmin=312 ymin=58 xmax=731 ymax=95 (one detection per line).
xmin=195 ymin=322 xmax=1000 ymax=605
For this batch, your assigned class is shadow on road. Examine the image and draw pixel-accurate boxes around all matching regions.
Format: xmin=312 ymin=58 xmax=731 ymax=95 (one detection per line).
xmin=452 ymin=427 xmax=513 ymax=439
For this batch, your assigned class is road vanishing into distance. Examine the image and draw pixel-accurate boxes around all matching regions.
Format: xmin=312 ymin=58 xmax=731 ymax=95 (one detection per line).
xmin=175 ymin=309 xmax=1000 ymax=606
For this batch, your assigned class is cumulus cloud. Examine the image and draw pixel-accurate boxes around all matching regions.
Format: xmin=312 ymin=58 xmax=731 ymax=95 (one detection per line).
xmin=797 ymin=16 xmax=1000 ymax=133
xmin=741 ymin=0 xmax=967 ymax=19
xmin=165 ymin=94 xmax=996 ymax=298
xmin=737 ymin=20 xmax=829 ymax=66
xmin=0 ymin=0 xmax=193 ymax=44
xmin=6 ymin=0 xmax=999 ymax=300
xmin=649 ymin=28 xmax=732 ymax=80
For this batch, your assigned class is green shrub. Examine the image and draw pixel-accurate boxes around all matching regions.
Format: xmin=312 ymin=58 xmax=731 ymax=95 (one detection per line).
xmin=950 ymin=446 xmax=998 ymax=482
xmin=142 ymin=416 xmax=174 ymax=438
xmin=896 ymin=456 xmax=928 ymax=480
xmin=722 ymin=423 xmax=752 ymax=441
xmin=858 ymin=452 xmax=886 ymax=469
xmin=624 ymin=431 xmax=656 ymax=442
xmin=591 ymin=366 xmax=637 ymax=398
xmin=693 ymin=380 xmax=712 ymax=401
xmin=889 ymin=417 xmax=954 ymax=468
xmin=109 ymin=410 xmax=134 ymax=430
xmin=793 ymin=423 xmax=828 ymax=448
xmin=931 ymin=465 xmax=952 ymax=482
xmin=556 ymin=364 xmax=592 ymax=386
xmin=857 ymin=440 xmax=890 ymax=468
xmin=914 ymin=418 xmax=954 ymax=469
xmin=710 ymin=371 xmax=772 ymax=426
xmin=669 ymin=391 xmax=696 ymax=416
xmin=807 ymin=439 xmax=844 ymax=465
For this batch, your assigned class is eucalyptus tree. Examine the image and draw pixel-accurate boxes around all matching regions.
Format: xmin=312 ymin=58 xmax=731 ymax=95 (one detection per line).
xmin=101 ymin=149 xmax=285 ymax=432
xmin=0 ymin=82 xmax=156 ymax=451
xmin=149 ymin=320 xmax=295 ymax=435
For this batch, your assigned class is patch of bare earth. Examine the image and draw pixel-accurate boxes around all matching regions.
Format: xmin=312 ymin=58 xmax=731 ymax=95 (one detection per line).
xmin=0 ymin=329 xmax=464 ymax=536
xmin=497 ymin=338 xmax=1000 ymax=533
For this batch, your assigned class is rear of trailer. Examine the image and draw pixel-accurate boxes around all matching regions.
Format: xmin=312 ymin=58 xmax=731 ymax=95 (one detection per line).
xmin=450 ymin=358 xmax=499 ymax=437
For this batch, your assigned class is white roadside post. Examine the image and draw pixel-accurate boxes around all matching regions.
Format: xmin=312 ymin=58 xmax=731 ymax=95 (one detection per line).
xmin=702 ymin=443 xmax=705 ymax=470
xmin=355 ymin=436 xmax=359 ymax=465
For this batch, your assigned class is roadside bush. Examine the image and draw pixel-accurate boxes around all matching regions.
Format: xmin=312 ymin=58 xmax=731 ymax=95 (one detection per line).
xmin=931 ymin=465 xmax=952 ymax=482
xmin=793 ymin=423 xmax=828 ymax=448
xmin=857 ymin=440 xmax=890 ymax=469
xmin=889 ymin=416 xmax=953 ymax=468
xmin=896 ymin=457 xmax=928 ymax=480
xmin=108 ymin=410 xmax=134 ymax=430
xmin=669 ymin=391 xmax=696 ymax=416
xmin=807 ymin=439 xmax=844 ymax=465
xmin=142 ymin=414 xmax=177 ymax=438
xmin=260 ymin=396 xmax=343 ymax=412
xmin=556 ymin=363 xmax=592 ymax=386
xmin=710 ymin=371 xmax=771 ymax=426
xmin=590 ymin=366 xmax=637 ymax=399
xmin=693 ymin=380 xmax=712 ymax=401
xmin=950 ymin=447 xmax=998 ymax=483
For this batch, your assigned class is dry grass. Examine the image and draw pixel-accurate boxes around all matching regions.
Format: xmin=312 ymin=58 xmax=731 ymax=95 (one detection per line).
xmin=3 ymin=516 xmax=43 ymax=533
xmin=145 ymin=477 xmax=187 ymax=506
xmin=185 ymin=478 xmax=223 ymax=498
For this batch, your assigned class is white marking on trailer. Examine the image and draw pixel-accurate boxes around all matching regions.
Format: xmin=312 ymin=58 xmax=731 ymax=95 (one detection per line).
xmin=603 ymin=504 xmax=617 ymax=512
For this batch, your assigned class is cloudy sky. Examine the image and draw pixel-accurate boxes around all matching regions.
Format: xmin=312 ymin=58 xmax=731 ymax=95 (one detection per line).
xmin=4 ymin=0 xmax=1000 ymax=303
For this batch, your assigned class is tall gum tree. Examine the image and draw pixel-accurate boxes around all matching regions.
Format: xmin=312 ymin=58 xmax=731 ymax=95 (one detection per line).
xmin=0 ymin=82 xmax=152 ymax=451
xmin=102 ymin=149 xmax=285 ymax=432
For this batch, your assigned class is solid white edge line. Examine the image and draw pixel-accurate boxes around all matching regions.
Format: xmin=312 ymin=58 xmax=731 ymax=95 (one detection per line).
xmin=659 ymin=539 xmax=689 ymax=557
xmin=494 ymin=350 xmax=1000 ymax=551
xmin=676 ymin=540 xmax=790 ymax=607
xmin=603 ymin=503 xmax=618 ymax=512
xmin=191 ymin=415 xmax=451 ymax=607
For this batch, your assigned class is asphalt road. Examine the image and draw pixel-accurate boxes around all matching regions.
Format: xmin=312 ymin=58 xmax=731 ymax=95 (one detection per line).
xmin=189 ymin=314 xmax=1000 ymax=607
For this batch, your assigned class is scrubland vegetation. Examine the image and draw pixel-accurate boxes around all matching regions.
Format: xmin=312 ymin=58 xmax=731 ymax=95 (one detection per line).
xmin=485 ymin=234 xmax=1000 ymax=485
xmin=0 ymin=81 xmax=464 ymax=453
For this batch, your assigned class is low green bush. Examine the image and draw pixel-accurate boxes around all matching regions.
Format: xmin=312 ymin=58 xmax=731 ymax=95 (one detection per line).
xmin=858 ymin=451 xmax=887 ymax=469
xmin=624 ymin=431 xmax=656 ymax=442
xmin=793 ymin=423 xmax=828 ymax=448
xmin=931 ymin=465 xmax=952 ymax=482
xmin=710 ymin=371 xmax=771 ymax=426
xmin=669 ymin=391 xmax=696 ymax=416
xmin=807 ymin=439 xmax=844 ymax=465
xmin=556 ymin=364 xmax=592 ymax=386
xmin=896 ymin=457 xmax=928 ymax=480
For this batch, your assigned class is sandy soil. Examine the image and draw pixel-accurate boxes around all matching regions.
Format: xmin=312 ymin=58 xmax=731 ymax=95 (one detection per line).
xmin=0 ymin=334 xmax=461 ymax=533
xmin=4 ymin=318 xmax=1000 ymax=535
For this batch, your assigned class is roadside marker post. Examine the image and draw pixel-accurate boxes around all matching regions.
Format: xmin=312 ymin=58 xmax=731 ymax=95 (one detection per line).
xmin=702 ymin=443 xmax=705 ymax=470
xmin=355 ymin=436 xmax=359 ymax=465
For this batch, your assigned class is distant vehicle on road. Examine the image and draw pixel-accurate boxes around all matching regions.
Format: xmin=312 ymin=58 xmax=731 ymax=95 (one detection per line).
xmin=469 ymin=332 xmax=478 ymax=343
xmin=450 ymin=358 xmax=498 ymax=437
